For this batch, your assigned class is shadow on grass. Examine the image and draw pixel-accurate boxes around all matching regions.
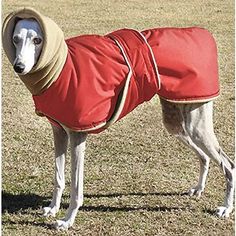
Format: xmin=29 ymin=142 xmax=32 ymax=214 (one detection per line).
xmin=84 ymin=191 xmax=188 ymax=199
xmin=2 ymin=191 xmax=50 ymax=214
xmin=2 ymin=219 xmax=53 ymax=229
xmin=2 ymin=190 xmax=198 ymax=229
xmin=81 ymin=204 xmax=187 ymax=213
xmin=2 ymin=190 xmax=188 ymax=215
xmin=82 ymin=191 xmax=189 ymax=212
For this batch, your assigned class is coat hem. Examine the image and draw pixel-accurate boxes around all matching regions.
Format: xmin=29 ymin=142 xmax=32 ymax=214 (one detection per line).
xmin=159 ymin=93 xmax=220 ymax=103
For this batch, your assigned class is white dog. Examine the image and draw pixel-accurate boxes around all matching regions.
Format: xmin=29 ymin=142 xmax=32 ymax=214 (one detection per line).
xmin=9 ymin=18 xmax=235 ymax=230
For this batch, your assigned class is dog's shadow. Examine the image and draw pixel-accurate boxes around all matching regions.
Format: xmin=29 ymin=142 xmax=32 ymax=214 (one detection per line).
xmin=2 ymin=191 xmax=49 ymax=214
xmin=1 ymin=190 xmax=187 ymax=229
xmin=2 ymin=190 xmax=189 ymax=215
xmin=2 ymin=190 xmax=216 ymax=229
xmin=82 ymin=191 xmax=189 ymax=212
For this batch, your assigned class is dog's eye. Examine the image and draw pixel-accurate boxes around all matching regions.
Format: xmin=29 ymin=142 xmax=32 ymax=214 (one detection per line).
xmin=13 ymin=35 xmax=20 ymax=44
xmin=33 ymin=37 xmax=42 ymax=45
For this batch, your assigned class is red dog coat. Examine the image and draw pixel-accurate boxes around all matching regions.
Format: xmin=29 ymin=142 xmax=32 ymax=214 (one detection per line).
xmin=33 ymin=27 xmax=219 ymax=133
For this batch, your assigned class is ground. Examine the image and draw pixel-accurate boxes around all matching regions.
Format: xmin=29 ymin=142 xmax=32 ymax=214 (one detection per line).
xmin=2 ymin=0 xmax=235 ymax=235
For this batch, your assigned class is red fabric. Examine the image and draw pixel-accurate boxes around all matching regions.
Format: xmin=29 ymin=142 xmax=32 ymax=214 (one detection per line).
xmin=34 ymin=34 xmax=128 ymax=132
xmin=33 ymin=27 xmax=219 ymax=133
xmin=142 ymin=27 xmax=219 ymax=101
xmin=106 ymin=29 xmax=160 ymax=120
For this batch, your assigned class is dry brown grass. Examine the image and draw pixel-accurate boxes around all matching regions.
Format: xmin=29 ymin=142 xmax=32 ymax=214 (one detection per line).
xmin=2 ymin=0 xmax=235 ymax=235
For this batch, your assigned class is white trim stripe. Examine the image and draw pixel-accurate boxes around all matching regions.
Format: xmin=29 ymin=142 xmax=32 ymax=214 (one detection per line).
xmin=103 ymin=38 xmax=133 ymax=129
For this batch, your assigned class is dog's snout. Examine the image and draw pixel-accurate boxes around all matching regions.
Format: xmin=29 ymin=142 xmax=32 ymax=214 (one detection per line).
xmin=14 ymin=62 xmax=25 ymax=74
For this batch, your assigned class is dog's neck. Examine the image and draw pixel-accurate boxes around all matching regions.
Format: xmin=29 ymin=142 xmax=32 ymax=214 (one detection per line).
xmin=19 ymin=39 xmax=68 ymax=95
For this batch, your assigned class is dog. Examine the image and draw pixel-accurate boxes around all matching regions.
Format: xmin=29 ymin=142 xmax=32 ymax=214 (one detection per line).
xmin=3 ymin=12 xmax=235 ymax=230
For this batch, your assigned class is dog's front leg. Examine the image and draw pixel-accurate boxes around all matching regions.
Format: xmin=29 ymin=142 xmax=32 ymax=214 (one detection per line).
xmin=55 ymin=131 xmax=87 ymax=230
xmin=43 ymin=125 xmax=68 ymax=217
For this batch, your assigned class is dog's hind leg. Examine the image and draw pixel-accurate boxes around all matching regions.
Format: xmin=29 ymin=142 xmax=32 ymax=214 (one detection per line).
xmin=160 ymin=99 xmax=210 ymax=197
xmin=182 ymin=102 xmax=235 ymax=217
xmin=43 ymin=125 xmax=68 ymax=217
xmin=188 ymin=149 xmax=210 ymax=198
xmin=161 ymin=98 xmax=235 ymax=217
xmin=55 ymin=131 xmax=87 ymax=230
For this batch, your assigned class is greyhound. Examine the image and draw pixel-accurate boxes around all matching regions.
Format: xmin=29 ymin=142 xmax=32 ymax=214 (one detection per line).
xmin=10 ymin=18 xmax=235 ymax=230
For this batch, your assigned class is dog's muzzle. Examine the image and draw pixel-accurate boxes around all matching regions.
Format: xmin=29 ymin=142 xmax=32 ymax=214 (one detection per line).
xmin=13 ymin=60 xmax=25 ymax=74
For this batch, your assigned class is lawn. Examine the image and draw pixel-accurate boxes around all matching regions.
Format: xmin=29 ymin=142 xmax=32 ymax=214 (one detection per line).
xmin=2 ymin=0 xmax=235 ymax=235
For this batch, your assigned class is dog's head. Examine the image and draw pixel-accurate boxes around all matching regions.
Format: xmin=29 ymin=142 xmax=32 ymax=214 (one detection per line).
xmin=2 ymin=7 xmax=68 ymax=95
xmin=13 ymin=18 xmax=43 ymax=75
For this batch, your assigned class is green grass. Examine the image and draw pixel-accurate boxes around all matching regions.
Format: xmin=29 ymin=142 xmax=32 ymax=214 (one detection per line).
xmin=2 ymin=0 xmax=235 ymax=235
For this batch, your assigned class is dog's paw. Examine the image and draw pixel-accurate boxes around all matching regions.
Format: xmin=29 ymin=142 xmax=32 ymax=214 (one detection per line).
xmin=188 ymin=186 xmax=204 ymax=197
xmin=53 ymin=219 xmax=72 ymax=230
xmin=216 ymin=206 xmax=233 ymax=218
xmin=43 ymin=206 xmax=58 ymax=217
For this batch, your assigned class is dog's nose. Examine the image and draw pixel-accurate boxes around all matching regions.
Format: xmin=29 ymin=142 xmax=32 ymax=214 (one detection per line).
xmin=14 ymin=62 xmax=25 ymax=74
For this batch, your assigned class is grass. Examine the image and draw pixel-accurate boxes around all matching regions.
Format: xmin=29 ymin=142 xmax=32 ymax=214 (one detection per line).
xmin=2 ymin=0 xmax=235 ymax=235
